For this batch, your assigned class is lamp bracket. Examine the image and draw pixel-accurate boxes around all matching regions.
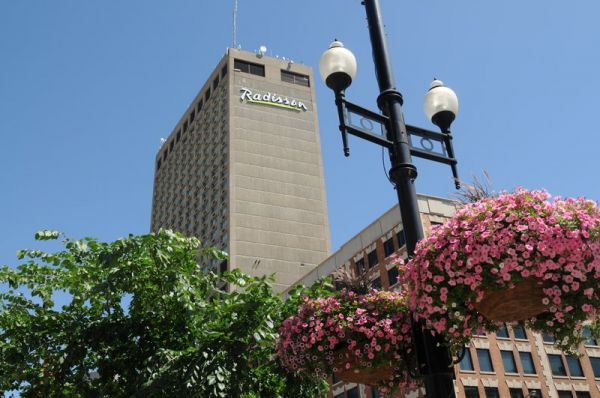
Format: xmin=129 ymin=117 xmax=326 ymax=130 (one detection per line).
xmin=333 ymin=95 xmax=461 ymax=188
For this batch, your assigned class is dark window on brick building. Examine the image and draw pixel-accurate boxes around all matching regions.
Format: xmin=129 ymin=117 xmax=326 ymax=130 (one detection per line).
xmin=513 ymin=324 xmax=527 ymax=339
xmin=485 ymin=388 xmax=500 ymax=398
xmin=477 ymin=349 xmax=494 ymax=372
xmin=496 ymin=324 xmax=509 ymax=338
xmin=501 ymin=350 xmax=517 ymax=373
xmin=548 ymin=354 xmax=567 ymax=376
xmin=459 ymin=349 xmax=474 ymax=371
xmin=464 ymin=386 xmax=480 ymax=398
xmin=509 ymin=388 xmax=524 ymax=398
xmin=590 ymin=357 xmax=600 ymax=377
xmin=387 ymin=267 xmax=399 ymax=286
xmin=383 ymin=238 xmax=395 ymax=257
xmin=367 ymin=249 xmax=378 ymax=268
xmin=355 ymin=258 xmax=365 ymax=274
xmin=396 ymin=230 xmax=406 ymax=248
xmin=520 ymin=352 xmax=536 ymax=374
xmin=566 ymin=355 xmax=584 ymax=377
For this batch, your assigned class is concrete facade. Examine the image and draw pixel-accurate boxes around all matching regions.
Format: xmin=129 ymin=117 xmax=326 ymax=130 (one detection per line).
xmin=288 ymin=195 xmax=600 ymax=398
xmin=151 ymin=49 xmax=330 ymax=292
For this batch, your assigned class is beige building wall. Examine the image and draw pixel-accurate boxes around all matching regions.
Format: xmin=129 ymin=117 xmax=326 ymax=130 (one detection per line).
xmin=151 ymin=49 xmax=330 ymax=292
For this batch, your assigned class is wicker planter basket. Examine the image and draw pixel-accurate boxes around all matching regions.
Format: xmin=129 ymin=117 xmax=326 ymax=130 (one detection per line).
xmin=333 ymin=347 xmax=394 ymax=385
xmin=474 ymin=278 xmax=549 ymax=322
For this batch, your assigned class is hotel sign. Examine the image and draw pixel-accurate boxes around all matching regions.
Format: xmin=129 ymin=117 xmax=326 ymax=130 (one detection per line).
xmin=240 ymin=87 xmax=308 ymax=112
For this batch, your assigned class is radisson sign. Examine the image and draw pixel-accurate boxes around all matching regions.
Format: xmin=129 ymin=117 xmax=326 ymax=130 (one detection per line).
xmin=240 ymin=87 xmax=308 ymax=112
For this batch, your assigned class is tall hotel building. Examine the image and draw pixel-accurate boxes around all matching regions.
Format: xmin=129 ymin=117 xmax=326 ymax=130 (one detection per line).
xmin=151 ymin=49 xmax=330 ymax=292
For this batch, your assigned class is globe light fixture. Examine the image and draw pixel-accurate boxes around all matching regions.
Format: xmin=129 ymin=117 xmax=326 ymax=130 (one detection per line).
xmin=423 ymin=79 xmax=459 ymax=132
xmin=319 ymin=40 xmax=357 ymax=92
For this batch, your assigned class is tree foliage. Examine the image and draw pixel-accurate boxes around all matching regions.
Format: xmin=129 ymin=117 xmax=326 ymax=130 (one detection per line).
xmin=0 ymin=230 xmax=329 ymax=397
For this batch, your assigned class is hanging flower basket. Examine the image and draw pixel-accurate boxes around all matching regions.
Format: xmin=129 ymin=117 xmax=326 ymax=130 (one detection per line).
xmin=277 ymin=289 xmax=417 ymax=395
xmin=402 ymin=189 xmax=600 ymax=354
xmin=474 ymin=277 xmax=548 ymax=321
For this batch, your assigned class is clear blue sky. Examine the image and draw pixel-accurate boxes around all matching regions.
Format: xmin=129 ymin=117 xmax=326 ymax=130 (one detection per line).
xmin=1 ymin=0 xmax=600 ymax=266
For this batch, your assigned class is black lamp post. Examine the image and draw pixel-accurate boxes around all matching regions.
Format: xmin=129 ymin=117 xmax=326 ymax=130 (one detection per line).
xmin=319 ymin=1 xmax=460 ymax=397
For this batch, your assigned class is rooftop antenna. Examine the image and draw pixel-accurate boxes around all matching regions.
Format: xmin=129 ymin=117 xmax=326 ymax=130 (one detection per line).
xmin=232 ymin=0 xmax=239 ymax=48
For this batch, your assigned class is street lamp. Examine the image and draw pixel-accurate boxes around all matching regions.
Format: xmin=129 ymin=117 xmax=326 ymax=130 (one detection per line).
xmin=320 ymin=1 xmax=460 ymax=397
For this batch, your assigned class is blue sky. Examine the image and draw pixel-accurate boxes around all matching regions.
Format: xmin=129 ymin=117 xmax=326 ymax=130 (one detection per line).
xmin=1 ymin=0 xmax=600 ymax=266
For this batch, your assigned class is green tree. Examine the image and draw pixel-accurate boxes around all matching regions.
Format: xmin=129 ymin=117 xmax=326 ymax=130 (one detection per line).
xmin=0 ymin=230 xmax=329 ymax=397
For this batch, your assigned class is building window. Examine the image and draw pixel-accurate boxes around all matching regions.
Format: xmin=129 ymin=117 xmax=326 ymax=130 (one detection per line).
xmin=557 ymin=392 xmax=572 ymax=398
xmin=383 ymin=237 xmax=395 ymax=257
xmin=387 ymin=267 xmax=399 ymax=286
xmin=542 ymin=333 xmax=555 ymax=343
xmin=496 ymin=324 xmax=509 ymax=338
xmin=213 ymin=76 xmax=219 ymax=89
xmin=396 ymin=230 xmax=406 ymax=248
xmin=205 ymin=88 xmax=211 ymax=101
xmin=281 ymin=70 xmax=310 ymax=87
xmin=566 ymin=355 xmax=584 ymax=377
xmin=169 ymin=140 xmax=174 ymax=151
xmin=183 ymin=120 xmax=188 ymax=132
xmin=459 ymin=348 xmax=474 ymax=371
xmin=176 ymin=129 xmax=181 ymax=142
xmin=371 ymin=276 xmax=381 ymax=289
xmin=528 ymin=389 xmax=542 ymax=398
xmin=355 ymin=258 xmax=365 ymax=274
xmin=464 ymin=386 xmax=480 ymax=398
xmin=190 ymin=109 xmax=196 ymax=123
xmin=156 ymin=159 xmax=161 ymax=171
xmin=583 ymin=326 xmax=598 ymax=346
xmin=346 ymin=386 xmax=359 ymax=398
xmin=367 ymin=249 xmax=378 ymax=269
xmin=476 ymin=348 xmax=494 ymax=372
xmin=221 ymin=64 xmax=228 ymax=78
xmin=575 ymin=392 xmax=591 ymax=398
xmin=197 ymin=99 xmax=203 ymax=112
xmin=234 ymin=59 xmax=265 ymax=77
xmin=331 ymin=373 xmax=340 ymax=385
xmin=501 ymin=350 xmax=518 ymax=373
xmin=472 ymin=329 xmax=486 ymax=337
xmin=548 ymin=354 xmax=567 ymax=376
xmin=520 ymin=351 xmax=537 ymax=374
xmin=512 ymin=324 xmax=527 ymax=339
xmin=509 ymin=388 xmax=525 ymax=398
xmin=590 ymin=357 xmax=600 ymax=377
xmin=484 ymin=387 xmax=500 ymax=398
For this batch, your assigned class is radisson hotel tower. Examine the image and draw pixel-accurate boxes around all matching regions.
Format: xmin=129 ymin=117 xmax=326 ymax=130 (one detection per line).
xmin=151 ymin=48 xmax=331 ymax=292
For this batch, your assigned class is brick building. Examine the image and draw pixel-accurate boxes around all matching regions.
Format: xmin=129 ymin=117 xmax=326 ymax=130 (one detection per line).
xmin=289 ymin=195 xmax=600 ymax=398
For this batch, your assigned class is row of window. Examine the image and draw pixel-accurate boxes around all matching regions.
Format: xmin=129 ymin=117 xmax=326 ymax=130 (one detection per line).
xmin=472 ymin=387 xmax=593 ymax=398
xmin=460 ymin=348 xmax=537 ymax=375
xmin=465 ymin=386 xmax=590 ymax=398
xmin=157 ymin=64 xmax=228 ymax=171
xmin=543 ymin=328 xmax=598 ymax=346
xmin=233 ymin=59 xmax=310 ymax=87
xmin=474 ymin=324 xmax=528 ymax=340
xmin=354 ymin=230 xmax=407 ymax=275
xmin=461 ymin=346 xmax=600 ymax=378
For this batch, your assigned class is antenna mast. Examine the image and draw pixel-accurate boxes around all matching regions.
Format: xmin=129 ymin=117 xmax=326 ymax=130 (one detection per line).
xmin=232 ymin=0 xmax=238 ymax=48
